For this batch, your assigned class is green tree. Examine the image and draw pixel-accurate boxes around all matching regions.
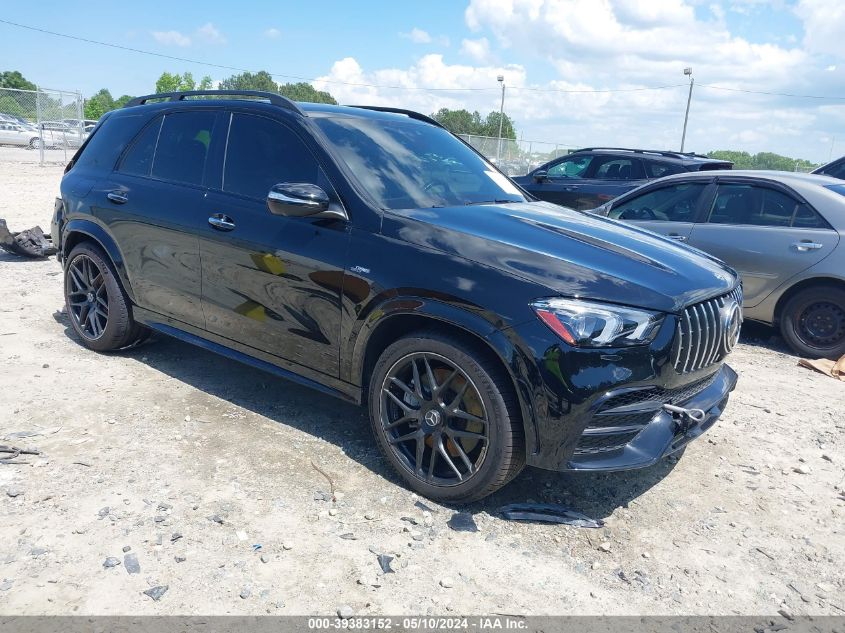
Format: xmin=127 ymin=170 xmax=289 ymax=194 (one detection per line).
xmin=431 ymin=107 xmax=517 ymax=139
xmin=708 ymin=150 xmax=819 ymax=172
xmin=0 ymin=70 xmax=36 ymax=91
xmin=0 ymin=95 xmax=27 ymax=117
xmin=155 ymin=71 xmax=196 ymax=93
xmin=277 ymin=82 xmax=337 ymax=104
xmin=198 ymin=75 xmax=214 ymax=90
xmin=219 ymin=70 xmax=278 ymax=92
xmin=83 ymin=88 xmax=115 ymax=120
xmin=113 ymin=94 xmax=134 ymax=108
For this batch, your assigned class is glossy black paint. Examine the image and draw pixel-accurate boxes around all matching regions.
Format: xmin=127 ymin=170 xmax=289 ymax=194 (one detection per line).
xmin=56 ymin=98 xmax=740 ymax=473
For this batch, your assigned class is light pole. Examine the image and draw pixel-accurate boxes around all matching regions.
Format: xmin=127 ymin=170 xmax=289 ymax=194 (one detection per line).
xmin=680 ymin=67 xmax=694 ymax=153
xmin=496 ymin=74 xmax=505 ymax=164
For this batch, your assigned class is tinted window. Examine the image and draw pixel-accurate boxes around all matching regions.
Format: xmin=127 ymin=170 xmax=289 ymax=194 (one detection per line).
xmin=150 ymin=111 xmax=216 ymax=186
xmin=820 ymin=160 xmax=845 ymax=180
xmin=610 ymin=182 xmax=706 ymax=222
xmin=792 ymin=204 xmax=827 ymax=228
xmin=708 ymin=184 xmax=798 ymax=226
xmin=591 ymin=156 xmax=644 ymax=180
xmin=223 ymin=114 xmax=319 ymax=200
xmin=118 ymin=117 xmax=162 ymax=176
xmin=314 ymin=116 xmax=526 ymax=210
xmin=645 ymin=161 xmax=684 ymax=179
xmin=547 ymin=155 xmax=592 ymax=178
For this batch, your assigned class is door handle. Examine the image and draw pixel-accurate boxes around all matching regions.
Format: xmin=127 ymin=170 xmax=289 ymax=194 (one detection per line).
xmin=208 ymin=214 xmax=236 ymax=231
xmin=668 ymin=233 xmax=687 ymax=242
xmin=792 ymin=241 xmax=823 ymax=252
xmin=106 ymin=191 xmax=128 ymax=204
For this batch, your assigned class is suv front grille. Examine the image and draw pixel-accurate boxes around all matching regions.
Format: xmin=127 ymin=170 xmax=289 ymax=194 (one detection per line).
xmin=672 ymin=286 xmax=742 ymax=374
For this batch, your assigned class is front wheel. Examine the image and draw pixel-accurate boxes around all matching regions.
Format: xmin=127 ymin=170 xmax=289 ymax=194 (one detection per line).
xmin=29 ymin=137 xmax=40 ymax=149
xmin=780 ymin=285 xmax=845 ymax=359
xmin=368 ymin=332 xmax=525 ymax=503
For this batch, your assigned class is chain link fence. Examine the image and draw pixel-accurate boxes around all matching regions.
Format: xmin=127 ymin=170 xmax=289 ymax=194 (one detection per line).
xmin=459 ymin=134 xmax=576 ymax=177
xmin=0 ymin=87 xmax=86 ymax=166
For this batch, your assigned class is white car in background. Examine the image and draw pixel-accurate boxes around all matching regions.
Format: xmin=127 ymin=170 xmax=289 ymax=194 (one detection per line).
xmin=0 ymin=121 xmax=41 ymax=148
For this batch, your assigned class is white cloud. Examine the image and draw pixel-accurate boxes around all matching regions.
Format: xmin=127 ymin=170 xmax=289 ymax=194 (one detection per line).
xmin=401 ymin=27 xmax=433 ymax=44
xmin=151 ymin=30 xmax=191 ymax=47
xmin=795 ymin=0 xmax=845 ymax=58
xmin=264 ymin=28 xmax=281 ymax=39
xmin=195 ymin=22 xmax=226 ymax=45
xmin=461 ymin=37 xmax=492 ymax=63
xmin=400 ymin=27 xmax=450 ymax=46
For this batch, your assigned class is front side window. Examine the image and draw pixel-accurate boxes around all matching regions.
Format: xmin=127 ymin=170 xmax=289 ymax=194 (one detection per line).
xmin=708 ymin=184 xmax=797 ymax=226
xmin=150 ymin=111 xmax=216 ymax=186
xmin=313 ymin=116 xmax=527 ymax=210
xmin=609 ymin=182 xmax=706 ymax=221
xmin=547 ymin=155 xmax=592 ymax=178
xmin=223 ymin=114 xmax=320 ymax=200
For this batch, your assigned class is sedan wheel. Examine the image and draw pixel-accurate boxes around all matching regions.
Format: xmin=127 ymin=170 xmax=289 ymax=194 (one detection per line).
xmin=780 ymin=285 xmax=845 ymax=359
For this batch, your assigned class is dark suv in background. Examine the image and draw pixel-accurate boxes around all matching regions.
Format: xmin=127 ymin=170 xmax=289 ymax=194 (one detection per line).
xmin=512 ymin=147 xmax=732 ymax=210
xmin=53 ymin=91 xmax=741 ymax=502
xmin=813 ymin=155 xmax=845 ymax=180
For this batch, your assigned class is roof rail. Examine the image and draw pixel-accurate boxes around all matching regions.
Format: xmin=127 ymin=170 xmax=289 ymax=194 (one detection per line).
xmin=123 ymin=90 xmax=304 ymax=115
xmin=348 ymin=105 xmax=444 ymax=129
xmin=571 ymin=147 xmax=714 ymax=160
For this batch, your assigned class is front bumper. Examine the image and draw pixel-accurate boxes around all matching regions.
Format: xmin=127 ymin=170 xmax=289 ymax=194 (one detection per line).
xmin=566 ymin=363 xmax=737 ymax=471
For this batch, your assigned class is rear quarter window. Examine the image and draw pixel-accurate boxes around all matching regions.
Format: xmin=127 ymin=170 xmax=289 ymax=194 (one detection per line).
xmin=71 ymin=113 xmax=151 ymax=171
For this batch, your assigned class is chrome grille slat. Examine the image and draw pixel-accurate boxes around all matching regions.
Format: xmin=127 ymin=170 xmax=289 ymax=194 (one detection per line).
xmin=672 ymin=287 xmax=742 ymax=374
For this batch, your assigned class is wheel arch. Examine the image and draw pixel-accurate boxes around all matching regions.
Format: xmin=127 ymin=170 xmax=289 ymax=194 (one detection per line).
xmin=350 ymin=299 xmax=539 ymax=456
xmin=62 ymin=220 xmax=135 ymax=302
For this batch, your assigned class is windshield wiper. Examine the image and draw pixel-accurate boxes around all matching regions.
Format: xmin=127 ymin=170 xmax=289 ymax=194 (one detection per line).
xmin=464 ymin=199 xmax=521 ymax=206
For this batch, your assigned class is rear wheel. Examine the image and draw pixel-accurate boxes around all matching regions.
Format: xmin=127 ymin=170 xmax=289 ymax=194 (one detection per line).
xmin=64 ymin=242 xmax=148 ymax=351
xmin=368 ymin=332 xmax=524 ymax=503
xmin=780 ymin=285 xmax=845 ymax=359
xmin=28 ymin=137 xmax=40 ymax=149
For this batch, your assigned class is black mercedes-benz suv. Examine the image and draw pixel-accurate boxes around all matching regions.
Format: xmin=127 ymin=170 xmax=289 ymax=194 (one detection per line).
xmin=52 ymin=90 xmax=741 ymax=502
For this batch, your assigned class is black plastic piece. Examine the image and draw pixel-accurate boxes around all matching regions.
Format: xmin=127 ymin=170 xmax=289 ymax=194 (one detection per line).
xmin=349 ymin=105 xmax=444 ymax=129
xmin=570 ymin=147 xmax=716 ymax=161
xmin=124 ymin=90 xmax=304 ymax=115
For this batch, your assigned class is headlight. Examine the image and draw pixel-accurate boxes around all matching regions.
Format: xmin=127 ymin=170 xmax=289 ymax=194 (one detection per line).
xmin=531 ymin=298 xmax=664 ymax=347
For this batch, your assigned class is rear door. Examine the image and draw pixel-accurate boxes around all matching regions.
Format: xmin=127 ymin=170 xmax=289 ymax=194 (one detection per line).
xmin=198 ymin=111 xmax=350 ymax=377
xmin=687 ymin=180 xmax=840 ymax=307
xmin=606 ymin=179 xmax=712 ymax=242
xmin=96 ymin=109 xmax=225 ymax=327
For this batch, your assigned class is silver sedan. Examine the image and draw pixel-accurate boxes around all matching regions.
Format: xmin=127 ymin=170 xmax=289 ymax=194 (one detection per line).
xmin=592 ymin=170 xmax=845 ymax=359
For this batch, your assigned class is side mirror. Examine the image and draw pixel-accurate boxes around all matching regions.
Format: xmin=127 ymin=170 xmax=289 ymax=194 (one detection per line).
xmin=533 ymin=170 xmax=548 ymax=183
xmin=267 ymin=183 xmax=335 ymax=218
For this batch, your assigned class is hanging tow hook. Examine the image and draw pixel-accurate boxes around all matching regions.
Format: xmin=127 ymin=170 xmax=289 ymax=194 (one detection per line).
xmin=663 ymin=403 xmax=706 ymax=434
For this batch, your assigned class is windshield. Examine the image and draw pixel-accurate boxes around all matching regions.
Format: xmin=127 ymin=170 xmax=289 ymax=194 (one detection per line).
xmin=313 ymin=115 xmax=527 ymax=210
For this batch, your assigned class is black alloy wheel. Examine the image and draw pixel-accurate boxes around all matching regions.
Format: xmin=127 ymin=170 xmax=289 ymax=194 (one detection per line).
xmin=67 ymin=254 xmax=109 ymax=339
xmin=380 ymin=351 xmax=489 ymax=486
xmin=369 ymin=332 xmax=524 ymax=503
xmin=63 ymin=242 xmax=149 ymax=352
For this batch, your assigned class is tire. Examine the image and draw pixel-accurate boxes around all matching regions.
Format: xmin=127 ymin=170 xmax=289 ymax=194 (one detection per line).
xmin=64 ymin=242 xmax=147 ymax=352
xmin=779 ymin=285 xmax=845 ymax=359
xmin=368 ymin=331 xmax=525 ymax=503
xmin=29 ymin=137 xmax=40 ymax=149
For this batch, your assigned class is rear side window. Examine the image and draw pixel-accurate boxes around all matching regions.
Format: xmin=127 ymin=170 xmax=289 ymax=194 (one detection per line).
xmin=708 ymin=184 xmax=798 ymax=226
xmin=645 ymin=161 xmax=684 ymax=179
xmin=119 ymin=117 xmax=162 ymax=177
xmin=591 ymin=156 xmax=645 ymax=180
xmin=223 ymin=113 xmax=320 ymax=200
xmin=72 ymin=113 xmax=150 ymax=171
xmin=150 ymin=111 xmax=216 ymax=186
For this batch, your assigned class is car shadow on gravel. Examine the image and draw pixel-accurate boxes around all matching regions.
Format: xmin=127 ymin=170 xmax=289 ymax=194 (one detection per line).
xmin=56 ymin=316 xmax=684 ymax=518
xmin=738 ymin=320 xmax=795 ymax=356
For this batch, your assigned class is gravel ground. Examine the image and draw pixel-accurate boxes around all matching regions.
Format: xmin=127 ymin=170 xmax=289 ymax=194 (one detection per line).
xmin=0 ymin=161 xmax=843 ymax=616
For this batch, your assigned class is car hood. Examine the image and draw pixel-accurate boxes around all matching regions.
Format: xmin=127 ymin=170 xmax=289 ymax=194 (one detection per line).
xmin=383 ymin=201 xmax=737 ymax=313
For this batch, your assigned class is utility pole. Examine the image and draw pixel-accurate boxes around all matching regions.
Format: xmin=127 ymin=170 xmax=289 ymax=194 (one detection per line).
xmin=496 ymin=75 xmax=505 ymax=164
xmin=680 ymin=67 xmax=694 ymax=153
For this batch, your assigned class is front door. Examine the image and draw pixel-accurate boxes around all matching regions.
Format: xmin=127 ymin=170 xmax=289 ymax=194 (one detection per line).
xmin=199 ymin=112 xmax=350 ymax=377
xmin=687 ymin=181 xmax=840 ymax=307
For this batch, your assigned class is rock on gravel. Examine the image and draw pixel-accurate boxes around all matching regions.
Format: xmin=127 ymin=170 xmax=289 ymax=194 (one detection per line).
xmin=102 ymin=557 xmax=121 ymax=569
xmin=6 ymin=487 xmax=23 ymax=498
xmin=439 ymin=577 xmax=455 ymax=588
xmin=124 ymin=553 xmax=140 ymax=574
xmin=337 ymin=605 xmax=354 ymax=619
xmin=143 ymin=585 xmax=168 ymax=601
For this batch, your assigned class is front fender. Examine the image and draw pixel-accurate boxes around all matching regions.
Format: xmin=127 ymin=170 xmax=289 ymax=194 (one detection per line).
xmin=62 ymin=219 xmax=135 ymax=302
xmin=345 ymin=295 xmax=542 ymax=457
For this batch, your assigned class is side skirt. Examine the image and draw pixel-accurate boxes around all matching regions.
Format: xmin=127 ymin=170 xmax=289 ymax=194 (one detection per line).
xmin=133 ymin=307 xmax=362 ymax=404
